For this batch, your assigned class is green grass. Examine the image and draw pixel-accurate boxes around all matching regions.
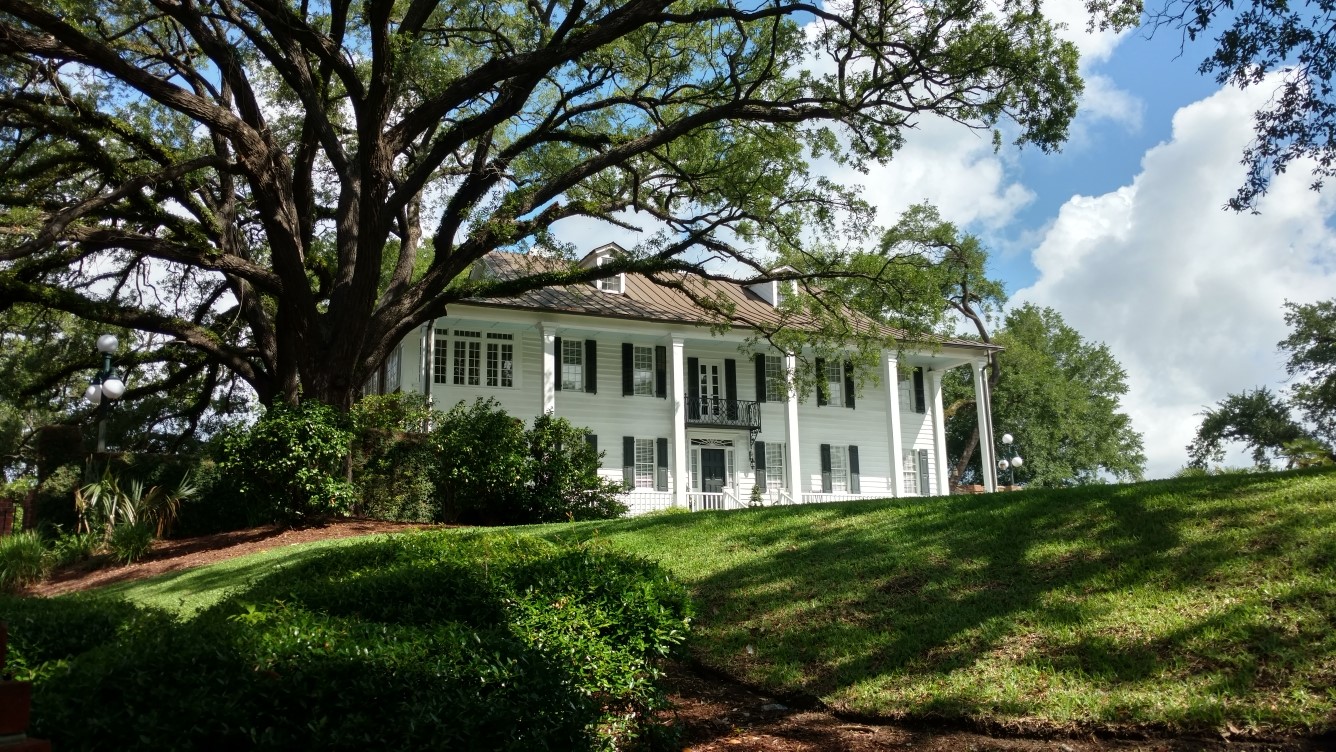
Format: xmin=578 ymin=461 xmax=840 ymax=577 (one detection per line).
xmin=97 ymin=468 xmax=1336 ymax=735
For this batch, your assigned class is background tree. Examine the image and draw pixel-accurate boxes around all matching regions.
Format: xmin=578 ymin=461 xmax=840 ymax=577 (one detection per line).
xmin=945 ymin=304 xmax=1145 ymax=487
xmin=1186 ymin=387 xmax=1311 ymax=470
xmin=1185 ymin=298 xmax=1336 ymax=470
xmin=0 ymin=0 xmax=1108 ymax=411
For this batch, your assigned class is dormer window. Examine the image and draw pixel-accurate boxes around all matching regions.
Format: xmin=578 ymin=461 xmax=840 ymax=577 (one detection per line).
xmin=593 ymin=252 xmax=625 ymax=294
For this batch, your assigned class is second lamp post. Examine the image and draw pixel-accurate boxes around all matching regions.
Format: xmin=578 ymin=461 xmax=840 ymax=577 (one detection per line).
xmin=84 ymin=334 xmax=126 ymax=453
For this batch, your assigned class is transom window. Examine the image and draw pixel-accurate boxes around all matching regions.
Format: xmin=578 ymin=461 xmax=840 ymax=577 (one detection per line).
xmin=561 ymin=339 xmax=584 ymax=391
xmin=633 ymin=345 xmax=654 ymax=396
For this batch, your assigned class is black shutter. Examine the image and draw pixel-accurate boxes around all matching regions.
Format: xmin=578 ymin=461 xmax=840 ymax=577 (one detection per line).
xmin=553 ymin=336 xmax=562 ymax=391
xmin=849 ymin=445 xmax=860 ymax=493
xmin=585 ymin=339 xmax=597 ymax=393
xmin=656 ymin=438 xmax=669 ymax=492
xmin=815 ymin=357 xmax=827 ymax=406
xmin=622 ymin=436 xmax=635 ymax=490
xmin=585 ymin=432 xmax=598 ymax=456
xmin=820 ymin=443 xmax=832 ymax=493
xmin=622 ymin=343 xmax=634 ymax=396
xmin=724 ymin=359 xmax=738 ymax=420
xmin=913 ymin=367 xmax=926 ymax=413
xmin=655 ymin=345 xmax=667 ymax=398
xmin=844 ymin=360 xmax=855 ymax=409
xmin=755 ymin=441 xmax=767 ymax=473
xmin=754 ymin=354 xmax=767 ymax=403
xmin=918 ymin=449 xmax=931 ymax=496
xmin=687 ymin=357 xmax=700 ymax=419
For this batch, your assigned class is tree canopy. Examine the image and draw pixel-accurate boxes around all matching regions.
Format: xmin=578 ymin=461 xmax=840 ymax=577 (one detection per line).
xmin=1147 ymin=0 xmax=1336 ymax=210
xmin=945 ymin=304 xmax=1145 ymax=487
xmin=0 ymin=0 xmax=1102 ymax=409
xmin=1186 ymin=299 xmax=1336 ymax=470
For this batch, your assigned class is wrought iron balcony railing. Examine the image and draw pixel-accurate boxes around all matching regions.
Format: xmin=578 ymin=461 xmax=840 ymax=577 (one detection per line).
xmin=685 ymin=396 xmax=761 ymax=429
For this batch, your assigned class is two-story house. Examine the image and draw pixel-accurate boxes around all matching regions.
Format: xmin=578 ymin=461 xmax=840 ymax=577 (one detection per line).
xmin=376 ymin=244 xmax=1002 ymax=514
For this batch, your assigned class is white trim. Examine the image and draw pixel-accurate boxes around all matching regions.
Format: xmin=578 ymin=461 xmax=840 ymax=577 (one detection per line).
xmin=671 ymin=336 xmax=688 ymax=508
xmin=541 ymin=323 xmax=556 ymax=414
xmin=973 ymin=360 xmax=996 ymax=493
xmin=929 ymin=369 xmax=949 ymax=496
xmin=784 ymin=353 xmax=803 ymax=494
xmin=885 ymin=352 xmax=904 ymax=497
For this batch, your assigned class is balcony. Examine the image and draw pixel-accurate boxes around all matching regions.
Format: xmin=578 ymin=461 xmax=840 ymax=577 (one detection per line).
xmin=685 ymin=396 xmax=761 ymax=430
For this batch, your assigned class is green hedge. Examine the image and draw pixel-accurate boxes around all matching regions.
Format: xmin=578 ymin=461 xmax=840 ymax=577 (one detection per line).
xmin=4 ymin=532 xmax=691 ymax=750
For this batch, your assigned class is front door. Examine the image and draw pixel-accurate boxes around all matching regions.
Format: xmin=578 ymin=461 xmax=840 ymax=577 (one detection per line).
xmin=700 ymin=448 xmax=726 ymax=493
xmin=697 ymin=359 xmax=723 ymax=416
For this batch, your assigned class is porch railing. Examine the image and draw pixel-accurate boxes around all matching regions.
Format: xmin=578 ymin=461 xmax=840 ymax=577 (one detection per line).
xmin=684 ymin=396 xmax=761 ymax=429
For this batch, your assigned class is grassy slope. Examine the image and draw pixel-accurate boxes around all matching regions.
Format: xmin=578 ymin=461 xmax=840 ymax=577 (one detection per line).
xmin=104 ymin=468 xmax=1336 ymax=734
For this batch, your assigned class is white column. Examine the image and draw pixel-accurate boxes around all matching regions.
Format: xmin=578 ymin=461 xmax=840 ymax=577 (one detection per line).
xmin=973 ymin=360 xmax=997 ymax=493
xmin=928 ymin=369 xmax=949 ymax=496
xmin=784 ymin=353 xmax=802 ymax=499
xmin=884 ymin=352 xmax=904 ymax=497
xmin=541 ymin=323 xmax=556 ymax=415
xmin=671 ymin=336 xmax=688 ymax=508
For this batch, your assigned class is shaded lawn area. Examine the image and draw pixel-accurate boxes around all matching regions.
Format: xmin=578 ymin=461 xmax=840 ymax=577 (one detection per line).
xmin=533 ymin=467 xmax=1336 ymax=735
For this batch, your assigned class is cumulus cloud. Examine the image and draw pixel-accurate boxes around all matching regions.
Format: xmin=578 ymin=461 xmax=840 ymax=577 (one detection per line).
xmin=1015 ymin=82 xmax=1336 ymax=477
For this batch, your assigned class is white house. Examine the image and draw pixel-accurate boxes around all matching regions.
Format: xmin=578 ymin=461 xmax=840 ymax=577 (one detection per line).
xmin=379 ymin=245 xmax=1001 ymax=514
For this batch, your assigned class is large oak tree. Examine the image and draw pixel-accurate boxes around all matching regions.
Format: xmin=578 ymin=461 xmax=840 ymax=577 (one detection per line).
xmin=0 ymin=0 xmax=1095 ymax=408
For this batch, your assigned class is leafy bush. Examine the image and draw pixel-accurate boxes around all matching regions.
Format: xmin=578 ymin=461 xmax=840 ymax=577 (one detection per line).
xmin=107 ymin=521 xmax=155 ymax=565
xmin=432 ymin=399 xmax=624 ymax=524
xmin=218 ymin=401 xmax=358 ymax=522
xmin=432 ymin=398 xmax=530 ymax=523
xmin=17 ymin=533 xmax=692 ymax=750
xmin=351 ymin=393 xmax=439 ymax=522
xmin=0 ymin=530 xmax=48 ymax=592
xmin=47 ymin=531 xmax=100 ymax=566
xmin=174 ymin=458 xmax=273 ymax=537
xmin=30 ymin=464 xmax=81 ymax=533
xmin=523 ymin=413 xmax=626 ymax=522
xmin=0 ymin=594 xmax=171 ymax=680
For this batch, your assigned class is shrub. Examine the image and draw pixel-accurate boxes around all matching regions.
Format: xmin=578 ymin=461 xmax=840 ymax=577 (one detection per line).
xmin=30 ymin=464 xmax=81 ymax=533
xmin=219 ymin=401 xmax=357 ymax=522
xmin=47 ymin=531 xmax=100 ymax=566
xmin=0 ymin=594 xmax=170 ymax=680
xmin=431 ymin=398 xmax=529 ymax=523
xmin=351 ymin=394 xmax=439 ymax=522
xmin=0 ymin=531 xmax=48 ymax=592
xmin=431 ymin=399 xmax=626 ymax=525
xmin=19 ymin=533 xmax=692 ymax=751
xmin=524 ymin=414 xmax=626 ymax=522
xmin=107 ymin=521 xmax=155 ymax=565
xmin=175 ymin=458 xmax=272 ymax=537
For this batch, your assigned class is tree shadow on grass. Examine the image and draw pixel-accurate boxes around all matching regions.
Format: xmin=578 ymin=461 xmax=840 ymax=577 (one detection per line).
xmin=552 ymin=467 xmax=1336 ymax=732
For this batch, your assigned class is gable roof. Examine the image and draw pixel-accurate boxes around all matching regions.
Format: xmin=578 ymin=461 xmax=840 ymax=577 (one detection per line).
xmin=464 ymin=250 xmax=997 ymax=352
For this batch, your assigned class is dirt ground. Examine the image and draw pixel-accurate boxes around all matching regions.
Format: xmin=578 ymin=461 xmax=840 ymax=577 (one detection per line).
xmin=24 ymin=520 xmax=1330 ymax=752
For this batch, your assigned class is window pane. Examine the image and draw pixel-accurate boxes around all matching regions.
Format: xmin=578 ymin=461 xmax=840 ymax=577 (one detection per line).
xmin=633 ymin=345 xmax=654 ymax=396
xmin=830 ymin=445 xmax=848 ymax=492
xmin=826 ymin=361 xmax=843 ymax=406
xmin=903 ymin=451 xmax=919 ymax=495
xmin=765 ymin=443 xmax=786 ymax=490
xmin=453 ymin=340 xmax=467 ymax=385
xmin=765 ymin=357 xmax=784 ymax=401
xmin=486 ymin=343 xmax=514 ymax=388
xmin=634 ymin=438 xmax=655 ymax=489
xmin=561 ymin=339 xmax=583 ymax=391
xmin=433 ymin=338 xmax=449 ymax=384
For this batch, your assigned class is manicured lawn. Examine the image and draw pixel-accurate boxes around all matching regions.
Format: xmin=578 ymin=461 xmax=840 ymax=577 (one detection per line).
xmin=100 ymin=467 xmax=1336 ymax=735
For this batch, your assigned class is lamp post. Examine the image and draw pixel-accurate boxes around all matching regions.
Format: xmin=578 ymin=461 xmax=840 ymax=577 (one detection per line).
xmin=996 ymin=433 xmax=1023 ymax=489
xmin=84 ymin=334 xmax=126 ymax=453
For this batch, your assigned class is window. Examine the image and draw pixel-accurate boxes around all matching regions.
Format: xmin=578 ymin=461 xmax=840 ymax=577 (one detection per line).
xmin=486 ymin=333 xmax=513 ymax=388
xmin=561 ymin=339 xmax=584 ymax=391
xmin=633 ymin=345 xmax=654 ymax=396
xmin=765 ymin=442 xmax=787 ymax=490
xmin=384 ymin=345 xmax=401 ymax=393
xmin=899 ymin=367 xmax=927 ymax=414
xmin=634 ymin=438 xmax=656 ymax=489
xmin=434 ymin=329 xmax=517 ymax=388
xmin=452 ymin=330 xmax=481 ymax=386
xmin=903 ymin=451 xmax=919 ymax=495
xmin=597 ymin=275 xmax=623 ymax=293
xmin=824 ymin=360 xmax=843 ymax=406
xmin=829 ymin=445 xmax=849 ymax=492
xmin=765 ymin=355 xmax=785 ymax=402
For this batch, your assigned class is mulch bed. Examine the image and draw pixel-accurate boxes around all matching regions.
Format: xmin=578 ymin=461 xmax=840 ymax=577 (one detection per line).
xmin=20 ymin=520 xmax=1330 ymax=751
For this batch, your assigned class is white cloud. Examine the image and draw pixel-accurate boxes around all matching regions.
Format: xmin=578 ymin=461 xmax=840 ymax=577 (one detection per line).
xmin=1016 ymin=82 xmax=1336 ymax=478
xmin=1079 ymin=73 xmax=1145 ymax=133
